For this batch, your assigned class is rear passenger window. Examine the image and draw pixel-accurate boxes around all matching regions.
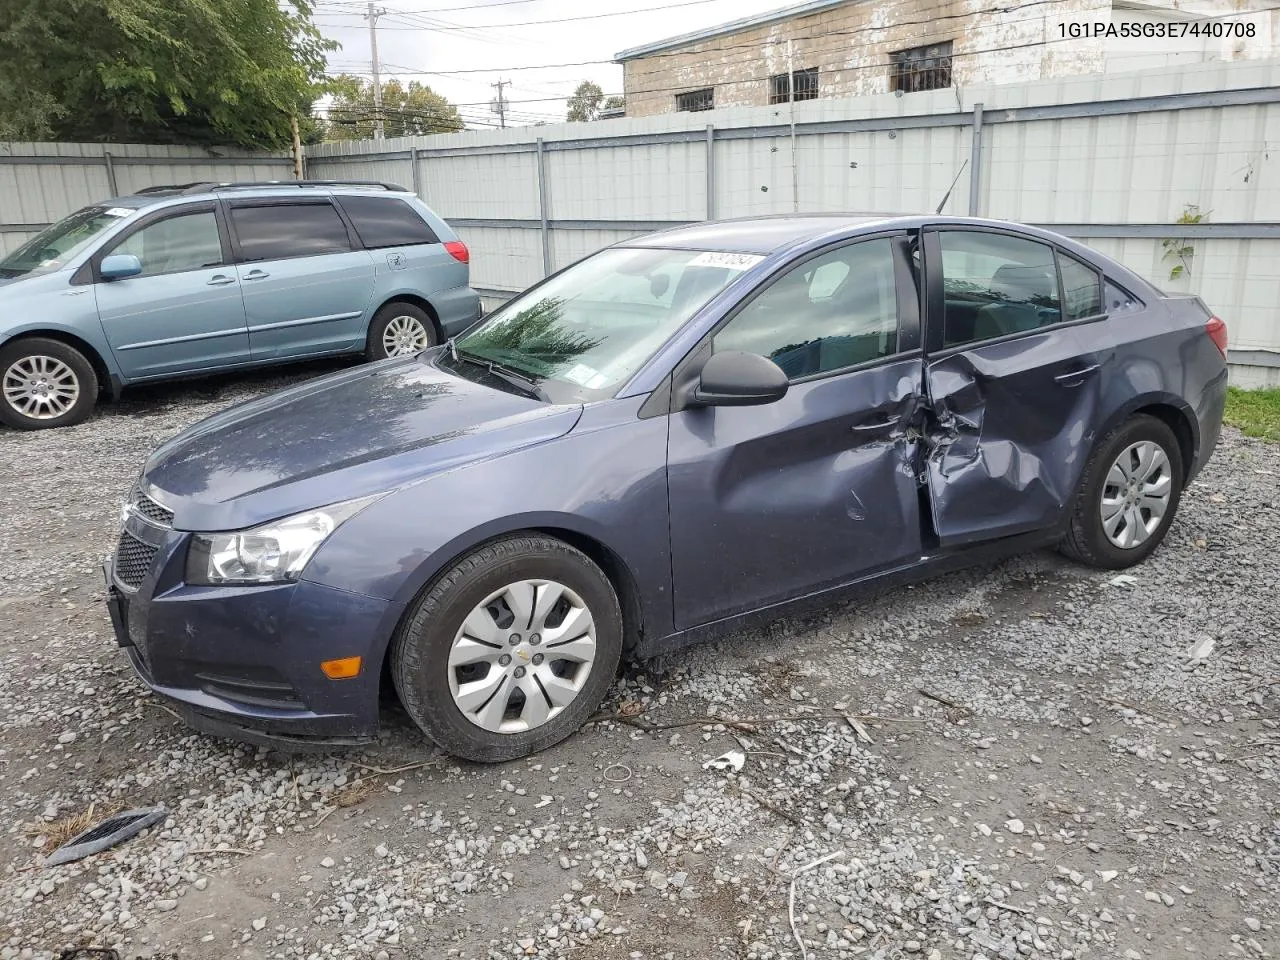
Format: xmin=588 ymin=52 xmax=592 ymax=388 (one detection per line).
xmin=714 ymin=238 xmax=899 ymax=380
xmin=1059 ymin=253 xmax=1102 ymax=319
xmin=939 ymin=231 xmax=1060 ymax=347
xmin=230 ymin=203 xmax=351 ymax=261
xmin=337 ymin=196 xmax=439 ymax=249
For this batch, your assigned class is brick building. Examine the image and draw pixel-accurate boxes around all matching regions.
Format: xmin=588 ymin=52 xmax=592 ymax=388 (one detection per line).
xmin=615 ymin=0 xmax=1276 ymax=117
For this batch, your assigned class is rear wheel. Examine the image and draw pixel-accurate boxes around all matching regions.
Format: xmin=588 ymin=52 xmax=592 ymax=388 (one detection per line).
xmin=0 ymin=338 xmax=98 ymax=430
xmin=391 ymin=535 xmax=622 ymax=762
xmin=1059 ymin=414 xmax=1184 ymax=569
xmin=366 ymin=302 xmax=436 ymax=361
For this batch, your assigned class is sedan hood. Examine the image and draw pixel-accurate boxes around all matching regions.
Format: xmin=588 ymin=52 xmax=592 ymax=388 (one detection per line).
xmin=143 ymin=355 xmax=583 ymax=531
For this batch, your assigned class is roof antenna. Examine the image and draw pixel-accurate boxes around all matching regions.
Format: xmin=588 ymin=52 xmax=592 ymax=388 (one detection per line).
xmin=935 ymin=158 xmax=969 ymax=215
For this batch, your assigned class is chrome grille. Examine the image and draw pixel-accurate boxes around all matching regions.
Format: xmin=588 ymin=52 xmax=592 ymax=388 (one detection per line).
xmin=132 ymin=492 xmax=174 ymax=527
xmin=114 ymin=532 xmax=158 ymax=590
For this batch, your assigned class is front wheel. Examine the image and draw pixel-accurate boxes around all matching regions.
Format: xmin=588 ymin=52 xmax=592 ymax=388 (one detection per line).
xmin=366 ymin=302 xmax=437 ymax=361
xmin=0 ymin=338 xmax=99 ymax=430
xmin=391 ymin=535 xmax=623 ymax=762
xmin=1059 ymin=414 xmax=1184 ymax=569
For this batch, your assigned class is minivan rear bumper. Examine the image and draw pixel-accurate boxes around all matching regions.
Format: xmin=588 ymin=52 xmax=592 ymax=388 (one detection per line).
xmin=434 ymin=284 xmax=483 ymax=338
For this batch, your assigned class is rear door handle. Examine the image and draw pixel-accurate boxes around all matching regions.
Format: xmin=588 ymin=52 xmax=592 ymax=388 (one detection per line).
xmin=1054 ymin=362 xmax=1100 ymax=386
xmin=206 ymin=274 xmax=236 ymax=286
xmin=243 ymin=270 xmax=270 ymax=281
xmin=851 ymin=414 xmax=902 ymax=433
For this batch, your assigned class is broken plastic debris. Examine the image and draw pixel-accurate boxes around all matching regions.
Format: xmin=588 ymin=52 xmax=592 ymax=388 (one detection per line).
xmin=703 ymin=750 xmax=745 ymax=773
xmin=1107 ymin=574 xmax=1138 ymax=589
xmin=43 ymin=807 xmax=167 ymax=867
xmin=1188 ymin=636 xmax=1216 ymax=661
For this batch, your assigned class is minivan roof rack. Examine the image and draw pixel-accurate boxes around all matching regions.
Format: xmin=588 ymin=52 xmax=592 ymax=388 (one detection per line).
xmin=134 ymin=180 xmax=410 ymax=196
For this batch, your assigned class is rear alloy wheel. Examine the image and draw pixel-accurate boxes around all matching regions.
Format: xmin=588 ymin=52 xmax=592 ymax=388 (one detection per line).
xmin=1059 ymin=414 xmax=1184 ymax=569
xmin=0 ymin=338 xmax=98 ymax=430
xmin=391 ymin=536 xmax=622 ymax=762
xmin=366 ymin=302 xmax=437 ymax=361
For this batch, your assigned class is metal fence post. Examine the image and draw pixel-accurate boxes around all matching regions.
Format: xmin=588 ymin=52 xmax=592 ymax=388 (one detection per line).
xmin=102 ymin=151 xmax=119 ymax=196
xmin=968 ymin=102 xmax=984 ymax=217
xmin=706 ymin=124 xmax=715 ymax=220
xmin=536 ymin=138 xmax=551 ymax=277
xmin=409 ymin=146 xmax=421 ymax=197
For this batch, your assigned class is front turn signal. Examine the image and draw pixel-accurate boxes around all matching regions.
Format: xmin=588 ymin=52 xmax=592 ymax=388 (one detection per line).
xmin=320 ymin=656 xmax=363 ymax=680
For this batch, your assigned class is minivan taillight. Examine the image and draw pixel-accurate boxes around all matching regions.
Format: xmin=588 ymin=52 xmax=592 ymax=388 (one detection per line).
xmin=444 ymin=240 xmax=469 ymax=264
xmin=1205 ymin=316 xmax=1228 ymax=357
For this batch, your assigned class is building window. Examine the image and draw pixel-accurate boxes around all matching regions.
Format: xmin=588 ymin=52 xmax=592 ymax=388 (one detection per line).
xmin=674 ymin=88 xmax=714 ymax=112
xmin=890 ymin=41 xmax=953 ymax=93
xmin=769 ymin=67 xmax=819 ymax=105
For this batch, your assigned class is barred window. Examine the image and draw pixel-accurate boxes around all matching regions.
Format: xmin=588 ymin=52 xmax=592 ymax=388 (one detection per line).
xmin=890 ymin=41 xmax=953 ymax=93
xmin=675 ymin=88 xmax=714 ymax=112
xmin=769 ymin=67 xmax=819 ymax=105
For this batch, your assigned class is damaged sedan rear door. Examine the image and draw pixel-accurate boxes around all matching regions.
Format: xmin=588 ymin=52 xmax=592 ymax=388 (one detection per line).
xmin=919 ymin=226 xmax=1111 ymax=547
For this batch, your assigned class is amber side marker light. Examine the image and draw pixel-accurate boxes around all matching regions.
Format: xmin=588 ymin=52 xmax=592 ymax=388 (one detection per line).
xmin=321 ymin=656 xmax=363 ymax=679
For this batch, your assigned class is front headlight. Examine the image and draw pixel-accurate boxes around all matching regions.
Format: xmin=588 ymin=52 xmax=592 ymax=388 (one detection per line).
xmin=186 ymin=496 xmax=380 ymax=586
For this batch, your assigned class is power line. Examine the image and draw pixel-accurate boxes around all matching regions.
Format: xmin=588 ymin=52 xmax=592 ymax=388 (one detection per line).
xmin=323 ymin=0 xmax=750 ymax=29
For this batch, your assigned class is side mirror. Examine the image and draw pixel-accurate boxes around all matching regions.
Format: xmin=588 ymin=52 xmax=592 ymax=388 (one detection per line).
xmin=693 ymin=350 xmax=789 ymax=407
xmin=100 ymin=254 xmax=143 ymax=281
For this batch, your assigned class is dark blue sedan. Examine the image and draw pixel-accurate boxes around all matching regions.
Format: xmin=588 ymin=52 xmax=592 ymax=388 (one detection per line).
xmin=105 ymin=215 xmax=1229 ymax=761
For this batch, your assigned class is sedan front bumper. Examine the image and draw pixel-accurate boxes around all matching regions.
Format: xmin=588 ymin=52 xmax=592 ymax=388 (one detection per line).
xmin=104 ymin=538 xmax=401 ymax=750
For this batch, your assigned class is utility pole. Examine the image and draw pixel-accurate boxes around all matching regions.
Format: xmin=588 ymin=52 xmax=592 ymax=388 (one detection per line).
xmin=787 ymin=38 xmax=798 ymax=213
xmin=491 ymin=78 xmax=508 ymax=129
xmin=367 ymin=2 xmax=386 ymax=140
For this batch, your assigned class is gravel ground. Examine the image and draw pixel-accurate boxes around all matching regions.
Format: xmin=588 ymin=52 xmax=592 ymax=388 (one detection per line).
xmin=0 ymin=363 xmax=1277 ymax=960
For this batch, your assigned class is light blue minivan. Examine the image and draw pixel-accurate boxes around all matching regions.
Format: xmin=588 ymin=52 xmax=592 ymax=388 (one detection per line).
xmin=0 ymin=180 xmax=481 ymax=429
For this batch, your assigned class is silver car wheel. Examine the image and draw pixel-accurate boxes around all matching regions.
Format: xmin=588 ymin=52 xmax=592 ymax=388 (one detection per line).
xmin=3 ymin=355 xmax=81 ymax=420
xmin=448 ymin=579 xmax=597 ymax=734
xmin=382 ymin=315 xmax=430 ymax=357
xmin=1100 ymin=440 xmax=1172 ymax=549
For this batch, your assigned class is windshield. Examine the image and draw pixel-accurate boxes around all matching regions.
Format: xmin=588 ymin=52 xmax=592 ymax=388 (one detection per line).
xmin=448 ymin=246 xmax=761 ymax=402
xmin=0 ymin=205 xmax=135 ymax=279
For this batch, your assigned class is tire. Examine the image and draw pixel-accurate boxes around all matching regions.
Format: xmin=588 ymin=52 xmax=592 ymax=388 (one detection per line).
xmin=1059 ymin=414 xmax=1184 ymax=569
xmin=391 ymin=535 xmax=623 ymax=762
xmin=0 ymin=337 xmax=99 ymax=430
xmin=366 ymin=302 xmax=437 ymax=361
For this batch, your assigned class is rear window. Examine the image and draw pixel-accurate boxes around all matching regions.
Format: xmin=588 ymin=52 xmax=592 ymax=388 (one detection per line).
xmin=229 ymin=203 xmax=352 ymax=261
xmin=337 ymin=196 xmax=439 ymax=249
xmin=1058 ymin=252 xmax=1102 ymax=320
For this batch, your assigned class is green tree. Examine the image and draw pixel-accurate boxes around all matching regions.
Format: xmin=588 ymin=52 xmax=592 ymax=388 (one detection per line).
xmin=324 ymin=76 xmax=463 ymax=140
xmin=0 ymin=0 xmax=334 ymax=148
xmin=602 ymin=96 xmax=625 ymax=114
xmin=566 ymin=81 xmax=604 ymax=123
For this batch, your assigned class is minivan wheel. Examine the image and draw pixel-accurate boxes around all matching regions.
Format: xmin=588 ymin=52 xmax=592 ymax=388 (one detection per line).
xmin=0 ymin=338 xmax=98 ymax=430
xmin=366 ymin=302 xmax=437 ymax=361
xmin=1059 ymin=414 xmax=1184 ymax=569
xmin=391 ymin=535 xmax=623 ymax=762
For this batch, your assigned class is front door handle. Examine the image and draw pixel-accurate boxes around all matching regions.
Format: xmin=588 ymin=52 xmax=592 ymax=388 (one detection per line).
xmin=851 ymin=414 xmax=902 ymax=433
xmin=206 ymin=274 xmax=236 ymax=286
xmin=1054 ymin=362 xmax=1101 ymax=386
xmin=242 ymin=270 xmax=270 ymax=281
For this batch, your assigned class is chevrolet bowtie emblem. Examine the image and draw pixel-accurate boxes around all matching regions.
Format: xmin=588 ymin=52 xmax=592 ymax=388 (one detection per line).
xmin=517 ymin=649 xmax=530 ymax=662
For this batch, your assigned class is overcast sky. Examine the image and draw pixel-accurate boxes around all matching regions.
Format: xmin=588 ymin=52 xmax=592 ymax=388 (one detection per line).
xmin=311 ymin=0 xmax=791 ymax=128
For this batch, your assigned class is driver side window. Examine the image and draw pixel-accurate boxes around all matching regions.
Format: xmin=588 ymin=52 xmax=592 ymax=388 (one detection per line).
xmin=110 ymin=210 xmax=224 ymax=278
xmin=713 ymin=238 xmax=900 ymax=380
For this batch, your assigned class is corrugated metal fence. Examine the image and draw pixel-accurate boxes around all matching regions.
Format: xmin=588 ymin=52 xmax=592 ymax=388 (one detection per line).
xmin=2 ymin=59 xmax=1277 ymax=383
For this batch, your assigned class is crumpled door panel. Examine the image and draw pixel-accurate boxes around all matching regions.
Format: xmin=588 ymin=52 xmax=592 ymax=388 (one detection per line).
xmin=925 ymin=330 xmax=1102 ymax=547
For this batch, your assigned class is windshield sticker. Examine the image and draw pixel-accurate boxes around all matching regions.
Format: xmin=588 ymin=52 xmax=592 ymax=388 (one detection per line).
xmin=562 ymin=362 xmax=602 ymax=388
xmin=689 ymin=251 xmax=764 ymax=271
xmin=104 ymin=207 xmax=135 ymax=218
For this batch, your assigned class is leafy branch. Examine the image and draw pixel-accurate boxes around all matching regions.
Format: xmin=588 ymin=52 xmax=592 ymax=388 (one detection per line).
xmin=1162 ymin=204 xmax=1207 ymax=280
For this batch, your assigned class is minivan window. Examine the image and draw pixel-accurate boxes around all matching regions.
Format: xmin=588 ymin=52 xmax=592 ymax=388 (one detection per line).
xmin=111 ymin=211 xmax=223 ymax=277
xmin=338 ymin=196 xmax=439 ymax=249
xmin=230 ymin=203 xmax=352 ymax=261
xmin=0 ymin=206 xmax=134 ymax=279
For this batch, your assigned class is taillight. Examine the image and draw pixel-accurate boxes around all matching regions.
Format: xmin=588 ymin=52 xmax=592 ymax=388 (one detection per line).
xmin=1205 ymin=316 xmax=1228 ymax=357
xmin=444 ymin=240 xmax=469 ymax=264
